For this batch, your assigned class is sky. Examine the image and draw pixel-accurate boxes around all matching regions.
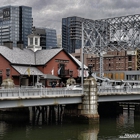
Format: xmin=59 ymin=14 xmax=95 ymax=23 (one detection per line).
xmin=1 ymin=0 xmax=140 ymax=35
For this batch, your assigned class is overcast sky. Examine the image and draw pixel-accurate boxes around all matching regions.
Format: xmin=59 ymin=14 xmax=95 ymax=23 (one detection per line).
xmin=1 ymin=0 xmax=140 ymax=34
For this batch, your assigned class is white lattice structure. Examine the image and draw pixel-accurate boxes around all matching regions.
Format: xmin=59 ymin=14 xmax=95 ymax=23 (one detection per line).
xmin=82 ymin=14 xmax=140 ymax=77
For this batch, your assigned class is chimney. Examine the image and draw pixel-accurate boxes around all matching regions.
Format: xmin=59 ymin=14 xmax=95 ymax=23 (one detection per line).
xmin=17 ymin=41 xmax=24 ymax=49
xmin=3 ymin=41 xmax=13 ymax=49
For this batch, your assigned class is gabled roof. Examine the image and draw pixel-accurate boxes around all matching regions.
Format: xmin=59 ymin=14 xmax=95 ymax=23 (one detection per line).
xmin=0 ymin=46 xmax=85 ymax=68
xmin=35 ymin=48 xmax=63 ymax=65
xmin=69 ymin=53 xmax=88 ymax=69
xmin=0 ymin=46 xmax=35 ymax=65
xmin=0 ymin=46 xmax=63 ymax=65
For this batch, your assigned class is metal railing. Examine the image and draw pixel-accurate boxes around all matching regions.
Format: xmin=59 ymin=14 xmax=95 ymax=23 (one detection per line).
xmin=0 ymin=87 xmax=83 ymax=99
xmin=1 ymin=85 xmax=140 ymax=99
xmin=97 ymin=86 xmax=140 ymax=95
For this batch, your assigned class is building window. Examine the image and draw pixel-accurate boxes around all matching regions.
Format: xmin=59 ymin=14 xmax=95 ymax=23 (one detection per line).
xmin=58 ymin=63 xmax=65 ymax=75
xmin=128 ymin=68 xmax=132 ymax=71
xmin=35 ymin=38 xmax=38 ymax=45
xmin=128 ymin=55 xmax=132 ymax=61
xmin=128 ymin=62 xmax=132 ymax=67
xmin=30 ymin=37 xmax=33 ymax=45
xmin=75 ymin=56 xmax=80 ymax=59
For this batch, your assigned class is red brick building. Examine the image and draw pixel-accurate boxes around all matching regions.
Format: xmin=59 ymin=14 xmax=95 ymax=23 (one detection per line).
xmin=0 ymin=45 xmax=81 ymax=87
xmin=71 ymin=49 xmax=139 ymax=80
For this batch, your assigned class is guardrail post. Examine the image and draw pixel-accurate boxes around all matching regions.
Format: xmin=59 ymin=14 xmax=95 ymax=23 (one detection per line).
xmin=19 ymin=87 xmax=21 ymax=97
xmin=40 ymin=86 xmax=42 ymax=97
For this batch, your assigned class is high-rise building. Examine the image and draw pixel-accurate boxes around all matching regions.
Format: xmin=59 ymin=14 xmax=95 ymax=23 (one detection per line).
xmin=45 ymin=28 xmax=57 ymax=49
xmin=32 ymin=27 xmax=57 ymax=49
xmin=62 ymin=16 xmax=110 ymax=53
xmin=0 ymin=5 xmax=32 ymax=47
xmin=57 ymin=35 xmax=62 ymax=48
xmin=62 ymin=16 xmax=84 ymax=53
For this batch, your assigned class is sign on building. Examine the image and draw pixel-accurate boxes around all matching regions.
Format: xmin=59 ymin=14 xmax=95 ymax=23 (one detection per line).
xmin=0 ymin=8 xmax=10 ymax=21
xmin=127 ymin=51 xmax=136 ymax=55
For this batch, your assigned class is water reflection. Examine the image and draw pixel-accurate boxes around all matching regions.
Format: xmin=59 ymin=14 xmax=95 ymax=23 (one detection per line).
xmin=0 ymin=121 xmax=8 ymax=137
xmin=0 ymin=108 xmax=140 ymax=140
xmin=29 ymin=105 xmax=65 ymax=125
xmin=79 ymin=124 xmax=99 ymax=140
xmin=116 ymin=110 xmax=135 ymax=134
xmin=98 ymin=109 xmax=137 ymax=139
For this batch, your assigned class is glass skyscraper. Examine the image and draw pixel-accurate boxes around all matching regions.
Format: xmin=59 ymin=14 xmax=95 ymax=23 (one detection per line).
xmin=46 ymin=28 xmax=57 ymax=49
xmin=0 ymin=5 xmax=32 ymax=47
xmin=62 ymin=16 xmax=84 ymax=53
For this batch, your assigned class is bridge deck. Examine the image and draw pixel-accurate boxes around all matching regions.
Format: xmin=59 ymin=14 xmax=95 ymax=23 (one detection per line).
xmin=0 ymin=86 xmax=140 ymax=108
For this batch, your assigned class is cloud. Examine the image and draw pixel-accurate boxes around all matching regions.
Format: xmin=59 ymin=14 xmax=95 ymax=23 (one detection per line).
xmin=0 ymin=0 xmax=140 ymax=34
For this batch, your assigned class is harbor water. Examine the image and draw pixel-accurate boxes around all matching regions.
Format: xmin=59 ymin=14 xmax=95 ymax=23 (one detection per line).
xmin=0 ymin=107 xmax=140 ymax=140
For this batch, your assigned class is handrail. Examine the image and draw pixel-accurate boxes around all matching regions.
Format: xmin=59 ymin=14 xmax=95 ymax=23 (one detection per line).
xmin=1 ymin=85 xmax=140 ymax=100
xmin=97 ymin=86 xmax=140 ymax=94
xmin=0 ymin=87 xmax=83 ymax=99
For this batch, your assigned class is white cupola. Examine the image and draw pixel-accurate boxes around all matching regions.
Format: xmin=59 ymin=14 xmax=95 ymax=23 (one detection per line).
xmin=27 ymin=34 xmax=42 ymax=52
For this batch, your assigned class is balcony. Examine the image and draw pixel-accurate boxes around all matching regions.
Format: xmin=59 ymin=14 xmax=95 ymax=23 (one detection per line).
xmin=58 ymin=69 xmax=70 ymax=77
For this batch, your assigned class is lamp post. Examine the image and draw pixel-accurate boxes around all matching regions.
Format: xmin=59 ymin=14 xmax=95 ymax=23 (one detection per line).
xmin=69 ymin=70 xmax=73 ymax=85
xmin=88 ymin=64 xmax=93 ymax=77
xmin=69 ymin=70 xmax=73 ymax=78
xmin=32 ymin=70 xmax=34 ymax=86
xmin=81 ymin=22 xmax=84 ymax=88
xmin=6 ymin=68 xmax=10 ymax=78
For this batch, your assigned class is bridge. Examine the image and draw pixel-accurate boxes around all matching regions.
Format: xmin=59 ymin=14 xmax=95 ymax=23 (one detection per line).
xmin=1 ymin=86 xmax=140 ymax=109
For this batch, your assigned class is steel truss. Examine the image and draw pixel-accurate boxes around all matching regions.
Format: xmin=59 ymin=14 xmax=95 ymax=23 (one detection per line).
xmin=82 ymin=14 xmax=140 ymax=77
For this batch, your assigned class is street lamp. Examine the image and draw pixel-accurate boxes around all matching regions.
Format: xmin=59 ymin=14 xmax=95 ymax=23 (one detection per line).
xmin=69 ymin=70 xmax=73 ymax=78
xmin=6 ymin=68 xmax=10 ymax=78
xmin=88 ymin=64 xmax=93 ymax=77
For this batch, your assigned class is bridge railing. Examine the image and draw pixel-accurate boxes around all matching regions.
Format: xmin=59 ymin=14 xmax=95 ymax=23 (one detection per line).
xmin=0 ymin=87 xmax=83 ymax=99
xmin=1 ymin=85 xmax=140 ymax=99
xmin=97 ymin=86 xmax=140 ymax=94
